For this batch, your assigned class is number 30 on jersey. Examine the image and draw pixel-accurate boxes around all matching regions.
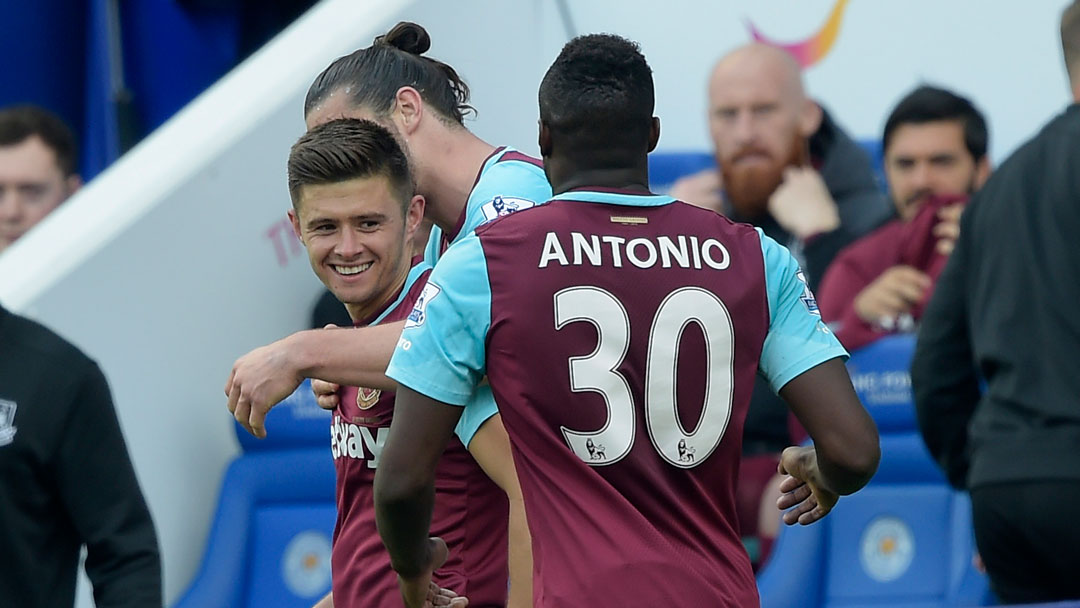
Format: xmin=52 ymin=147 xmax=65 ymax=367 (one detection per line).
xmin=554 ymin=286 xmax=735 ymax=469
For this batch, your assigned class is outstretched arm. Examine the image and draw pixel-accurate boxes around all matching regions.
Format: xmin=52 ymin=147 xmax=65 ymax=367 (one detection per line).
xmin=776 ymin=357 xmax=880 ymax=525
xmin=226 ymin=321 xmax=404 ymax=437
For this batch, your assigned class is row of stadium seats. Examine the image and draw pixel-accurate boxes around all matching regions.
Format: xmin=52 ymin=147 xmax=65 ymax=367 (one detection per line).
xmin=758 ymin=334 xmax=994 ymax=607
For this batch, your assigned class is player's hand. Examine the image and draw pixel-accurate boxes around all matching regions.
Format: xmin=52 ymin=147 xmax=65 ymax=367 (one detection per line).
xmin=312 ymin=325 xmax=343 ymax=410
xmin=932 ymin=203 xmax=964 ymax=256
xmin=669 ymin=168 xmax=724 ymax=212
xmin=397 ymin=538 xmax=467 ymax=608
xmin=768 ymin=167 xmax=840 ymax=240
xmin=312 ymin=378 xmax=341 ymax=410
xmin=853 ymin=265 xmax=931 ymax=328
xmin=225 ymin=335 xmax=304 ymax=439
xmin=776 ymin=445 xmax=839 ymax=526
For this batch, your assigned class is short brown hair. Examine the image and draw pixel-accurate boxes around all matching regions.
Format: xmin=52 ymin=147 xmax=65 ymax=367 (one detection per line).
xmin=1062 ymin=1 xmax=1080 ymax=83
xmin=0 ymin=105 xmax=78 ymax=176
xmin=287 ymin=118 xmax=414 ymax=210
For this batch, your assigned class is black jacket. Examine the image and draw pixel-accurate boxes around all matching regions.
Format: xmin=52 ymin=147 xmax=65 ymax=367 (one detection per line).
xmin=0 ymin=304 xmax=161 ymax=607
xmin=912 ymin=104 xmax=1080 ymax=489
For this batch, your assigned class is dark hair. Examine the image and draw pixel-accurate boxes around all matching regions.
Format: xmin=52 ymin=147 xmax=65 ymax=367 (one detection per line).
xmin=287 ymin=118 xmax=414 ymax=209
xmin=304 ymin=22 xmax=474 ymax=126
xmin=539 ymin=34 xmax=654 ymax=163
xmin=0 ymin=105 xmax=78 ymax=176
xmin=1063 ymin=1 xmax=1080 ymax=82
xmin=882 ymin=85 xmax=988 ymax=162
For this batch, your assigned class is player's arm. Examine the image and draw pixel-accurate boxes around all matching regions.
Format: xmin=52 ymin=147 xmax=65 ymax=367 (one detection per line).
xmin=468 ymin=414 xmax=532 ymax=608
xmin=312 ymin=591 xmax=333 ymax=608
xmin=780 ymin=358 xmax=880 ymax=492
xmin=226 ymin=321 xmax=403 ymax=438
xmin=375 ymin=234 xmax=492 ymax=607
xmin=910 ymin=212 xmax=980 ymax=489
xmin=757 ymin=231 xmax=880 ymax=525
xmin=375 ymin=387 xmax=465 ymax=607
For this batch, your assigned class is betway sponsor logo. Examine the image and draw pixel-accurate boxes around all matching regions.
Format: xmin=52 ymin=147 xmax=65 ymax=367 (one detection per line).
xmin=538 ymin=232 xmax=731 ymax=270
xmin=331 ymin=415 xmax=388 ymax=468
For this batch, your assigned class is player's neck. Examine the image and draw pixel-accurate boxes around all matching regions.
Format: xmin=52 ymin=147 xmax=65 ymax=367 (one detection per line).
xmin=343 ymin=257 xmax=412 ymax=325
xmin=547 ymin=159 xmax=652 ymax=195
xmin=420 ymin=129 xmax=496 ymax=232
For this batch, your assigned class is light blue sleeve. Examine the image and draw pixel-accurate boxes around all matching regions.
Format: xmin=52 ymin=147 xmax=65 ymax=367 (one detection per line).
xmin=453 ymin=384 xmax=499 ymax=448
xmin=422 ymin=223 xmax=444 ymax=266
xmin=457 ymin=162 xmax=551 ymax=246
xmin=758 ymin=229 xmax=849 ymax=393
xmin=386 ymin=233 xmax=491 ymax=406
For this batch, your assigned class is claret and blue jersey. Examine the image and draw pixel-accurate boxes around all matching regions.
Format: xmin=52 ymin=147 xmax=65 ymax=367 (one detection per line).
xmin=423 ymin=146 xmax=551 ymax=266
xmin=387 ymin=188 xmax=847 ymax=606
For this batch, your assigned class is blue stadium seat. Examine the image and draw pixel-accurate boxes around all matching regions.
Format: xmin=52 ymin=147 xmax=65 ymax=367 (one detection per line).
xmin=757 ymin=433 xmax=993 ymax=607
xmin=846 ymin=333 xmax=918 ymax=433
xmin=757 ymin=336 xmax=994 ymax=607
xmin=174 ymin=380 xmax=336 ymax=608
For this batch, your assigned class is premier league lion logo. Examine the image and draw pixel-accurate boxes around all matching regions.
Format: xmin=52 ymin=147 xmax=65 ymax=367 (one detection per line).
xmin=480 ymin=196 xmax=536 ymax=223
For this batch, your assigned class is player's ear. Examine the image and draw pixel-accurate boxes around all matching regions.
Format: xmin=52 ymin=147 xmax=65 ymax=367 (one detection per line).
xmin=288 ymin=208 xmax=304 ymax=244
xmin=798 ymin=100 xmax=823 ymax=139
xmin=974 ymin=155 xmax=991 ymax=190
xmin=393 ymin=86 xmax=424 ymax=136
xmin=65 ymin=174 xmax=82 ymax=197
xmin=648 ymin=116 xmax=661 ymax=153
xmin=538 ymin=120 xmax=553 ymax=158
xmin=404 ymin=194 xmax=425 ymax=237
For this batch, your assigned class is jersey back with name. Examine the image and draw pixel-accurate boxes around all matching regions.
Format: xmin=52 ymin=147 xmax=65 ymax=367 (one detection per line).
xmin=476 ymin=194 xmax=766 ymax=606
xmin=331 ymin=264 xmax=507 ymax=608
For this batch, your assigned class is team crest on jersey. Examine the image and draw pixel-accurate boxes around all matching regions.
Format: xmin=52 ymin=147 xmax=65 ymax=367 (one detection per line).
xmin=356 ymin=387 xmax=381 ymax=410
xmin=480 ymin=196 xmax=536 ymax=223
xmin=405 ymin=282 xmax=442 ymax=329
xmin=0 ymin=399 xmax=17 ymax=446
xmin=796 ymin=269 xmax=821 ymax=315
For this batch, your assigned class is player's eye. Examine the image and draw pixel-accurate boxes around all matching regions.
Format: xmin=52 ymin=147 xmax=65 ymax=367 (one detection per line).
xmin=18 ymin=184 xmax=48 ymax=202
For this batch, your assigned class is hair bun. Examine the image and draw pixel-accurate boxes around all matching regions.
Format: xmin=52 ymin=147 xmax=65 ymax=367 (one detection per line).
xmin=374 ymin=22 xmax=431 ymax=55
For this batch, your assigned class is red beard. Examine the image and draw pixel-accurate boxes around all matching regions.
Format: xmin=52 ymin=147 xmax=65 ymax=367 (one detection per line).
xmin=720 ymin=133 xmax=808 ymax=219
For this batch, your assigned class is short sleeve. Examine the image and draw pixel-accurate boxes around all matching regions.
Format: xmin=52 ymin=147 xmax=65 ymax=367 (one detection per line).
xmin=453 ymin=384 xmax=499 ymax=447
xmin=458 ymin=161 xmax=550 ymax=244
xmin=387 ymin=234 xmax=492 ymax=405
xmin=757 ymin=229 xmax=849 ymax=392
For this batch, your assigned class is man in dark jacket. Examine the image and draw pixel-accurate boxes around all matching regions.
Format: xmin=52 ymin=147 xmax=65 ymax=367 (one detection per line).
xmin=671 ymin=42 xmax=891 ymax=567
xmin=0 ymin=302 xmax=161 ymax=607
xmin=912 ymin=3 xmax=1080 ymax=602
xmin=819 ymin=85 xmax=990 ymax=352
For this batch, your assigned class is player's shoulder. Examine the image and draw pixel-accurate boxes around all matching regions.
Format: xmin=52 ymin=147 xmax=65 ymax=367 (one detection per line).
xmin=3 ymin=312 xmax=93 ymax=369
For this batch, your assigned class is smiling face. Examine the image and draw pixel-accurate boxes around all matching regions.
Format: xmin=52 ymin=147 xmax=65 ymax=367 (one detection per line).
xmin=290 ymin=175 xmax=423 ymax=322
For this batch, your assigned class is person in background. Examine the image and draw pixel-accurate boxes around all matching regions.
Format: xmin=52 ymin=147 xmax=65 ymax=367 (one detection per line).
xmin=817 ymin=85 xmax=990 ymax=351
xmin=0 ymin=302 xmax=161 ymax=607
xmin=0 ymin=105 xmax=82 ymax=253
xmin=912 ymin=2 xmax=1080 ymax=603
xmin=670 ymin=43 xmax=891 ymax=568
